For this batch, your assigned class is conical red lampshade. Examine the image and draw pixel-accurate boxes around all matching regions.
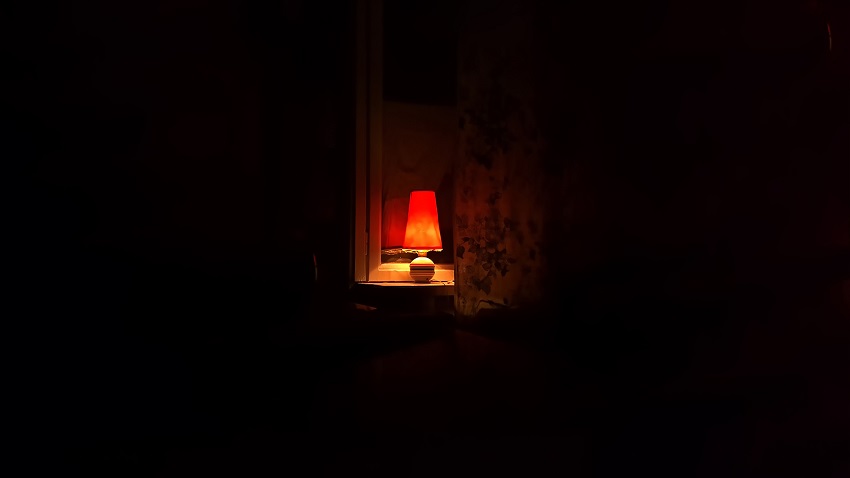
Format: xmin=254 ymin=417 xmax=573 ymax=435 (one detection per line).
xmin=403 ymin=190 xmax=442 ymax=251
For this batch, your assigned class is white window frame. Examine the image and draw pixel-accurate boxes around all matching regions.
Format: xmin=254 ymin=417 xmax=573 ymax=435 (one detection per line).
xmin=353 ymin=0 xmax=454 ymax=283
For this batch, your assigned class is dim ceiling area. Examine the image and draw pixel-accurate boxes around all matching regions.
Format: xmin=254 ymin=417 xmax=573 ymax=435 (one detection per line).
xmin=5 ymin=0 xmax=848 ymax=477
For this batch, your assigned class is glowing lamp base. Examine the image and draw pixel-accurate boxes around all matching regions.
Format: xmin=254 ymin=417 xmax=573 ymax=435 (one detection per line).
xmin=408 ymin=255 xmax=436 ymax=283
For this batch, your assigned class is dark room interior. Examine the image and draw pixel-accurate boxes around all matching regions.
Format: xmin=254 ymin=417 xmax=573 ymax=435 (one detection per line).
xmin=5 ymin=0 xmax=849 ymax=476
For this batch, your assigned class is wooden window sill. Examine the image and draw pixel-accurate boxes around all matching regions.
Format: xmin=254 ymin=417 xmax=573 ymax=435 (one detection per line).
xmin=350 ymin=281 xmax=454 ymax=314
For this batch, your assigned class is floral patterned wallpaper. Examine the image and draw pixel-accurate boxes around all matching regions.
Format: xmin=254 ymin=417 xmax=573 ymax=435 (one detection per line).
xmin=454 ymin=1 xmax=547 ymax=318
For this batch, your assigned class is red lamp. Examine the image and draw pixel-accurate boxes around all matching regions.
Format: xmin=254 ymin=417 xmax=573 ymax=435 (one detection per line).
xmin=403 ymin=190 xmax=442 ymax=282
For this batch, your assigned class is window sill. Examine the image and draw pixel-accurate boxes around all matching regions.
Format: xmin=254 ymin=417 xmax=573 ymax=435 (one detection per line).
xmin=368 ymin=263 xmax=454 ymax=282
xmin=360 ymin=281 xmax=454 ymax=289
xmin=350 ymin=281 xmax=454 ymax=314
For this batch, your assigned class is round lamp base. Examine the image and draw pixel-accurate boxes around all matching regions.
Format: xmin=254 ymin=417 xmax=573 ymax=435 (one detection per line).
xmin=409 ymin=256 xmax=436 ymax=283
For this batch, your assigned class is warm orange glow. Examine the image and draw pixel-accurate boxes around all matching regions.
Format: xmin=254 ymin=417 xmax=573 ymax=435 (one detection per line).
xmin=402 ymin=190 xmax=442 ymax=252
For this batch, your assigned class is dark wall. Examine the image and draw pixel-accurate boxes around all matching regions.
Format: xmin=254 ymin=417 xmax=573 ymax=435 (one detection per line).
xmin=7 ymin=0 xmax=354 ymax=321
xmin=538 ymin=0 xmax=848 ymax=287
xmin=455 ymin=0 xmax=849 ymax=316
xmin=453 ymin=4 xmax=848 ymax=473
xmin=5 ymin=0 xmax=354 ymax=467
xmin=383 ymin=0 xmax=457 ymax=105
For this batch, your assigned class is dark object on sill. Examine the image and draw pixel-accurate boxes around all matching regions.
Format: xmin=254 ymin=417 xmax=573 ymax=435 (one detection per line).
xmin=312 ymin=252 xmax=318 ymax=282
